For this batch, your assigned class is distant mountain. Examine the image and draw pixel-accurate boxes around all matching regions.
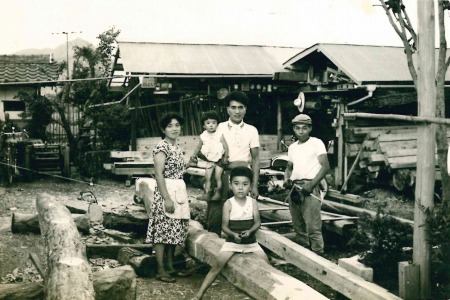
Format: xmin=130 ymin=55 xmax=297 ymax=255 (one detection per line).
xmin=14 ymin=38 xmax=93 ymax=63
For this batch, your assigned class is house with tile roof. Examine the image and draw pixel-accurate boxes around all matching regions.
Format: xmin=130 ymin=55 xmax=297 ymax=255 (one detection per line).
xmin=0 ymin=54 xmax=60 ymax=129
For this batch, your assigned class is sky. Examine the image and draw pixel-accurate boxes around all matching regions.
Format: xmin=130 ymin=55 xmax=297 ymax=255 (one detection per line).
xmin=0 ymin=0 xmax=424 ymax=54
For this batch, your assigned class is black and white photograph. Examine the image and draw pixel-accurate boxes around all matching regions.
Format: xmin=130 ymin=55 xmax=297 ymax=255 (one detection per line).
xmin=0 ymin=1 xmax=449 ymax=299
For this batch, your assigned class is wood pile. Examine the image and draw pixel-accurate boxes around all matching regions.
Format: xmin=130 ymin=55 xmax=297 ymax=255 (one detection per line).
xmin=344 ymin=125 xmax=450 ymax=191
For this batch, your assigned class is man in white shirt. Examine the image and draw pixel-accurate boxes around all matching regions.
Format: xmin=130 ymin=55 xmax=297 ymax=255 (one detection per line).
xmin=206 ymin=91 xmax=260 ymax=236
xmin=283 ymin=114 xmax=330 ymax=253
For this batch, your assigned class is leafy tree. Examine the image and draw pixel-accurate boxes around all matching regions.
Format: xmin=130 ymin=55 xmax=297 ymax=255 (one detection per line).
xmin=17 ymin=90 xmax=54 ymax=141
xmin=18 ymin=27 xmax=123 ymax=151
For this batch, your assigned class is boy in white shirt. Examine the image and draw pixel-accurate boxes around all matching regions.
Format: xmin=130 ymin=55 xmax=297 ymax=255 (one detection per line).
xmin=283 ymin=114 xmax=330 ymax=253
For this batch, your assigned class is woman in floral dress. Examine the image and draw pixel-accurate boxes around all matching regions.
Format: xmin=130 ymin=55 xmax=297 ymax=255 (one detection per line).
xmin=146 ymin=112 xmax=194 ymax=282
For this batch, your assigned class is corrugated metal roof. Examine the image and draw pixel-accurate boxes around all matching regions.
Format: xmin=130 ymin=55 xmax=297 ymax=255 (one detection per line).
xmin=283 ymin=43 xmax=450 ymax=84
xmin=116 ymin=42 xmax=302 ymax=76
xmin=0 ymin=55 xmax=60 ymax=83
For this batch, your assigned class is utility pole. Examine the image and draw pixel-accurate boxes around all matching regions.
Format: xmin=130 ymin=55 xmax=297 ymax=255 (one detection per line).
xmin=52 ymin=31 xmax=82 ymax=79
xmin=415 ymin=0 xmax=435 ymax=298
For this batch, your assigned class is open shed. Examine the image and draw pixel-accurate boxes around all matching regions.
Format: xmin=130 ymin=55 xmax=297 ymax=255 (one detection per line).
xmin=108 ymin=41 xmax=302 ymax=152
xmin=280 ymin=43 xmax=450 ymax=190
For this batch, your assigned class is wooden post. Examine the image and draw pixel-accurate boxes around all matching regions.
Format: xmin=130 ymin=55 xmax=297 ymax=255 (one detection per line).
xmin=335 ymin=103 xmax=345 ymax=187
xmin=276 ymin=96 xmax=282 ymax=151
xmin=130 ymin=95 xmax=136 ymax=151
xmin=398 ymin=261 xmax=420 ymax=300
xmin=414 ymin=2 xmax=436 ymax=298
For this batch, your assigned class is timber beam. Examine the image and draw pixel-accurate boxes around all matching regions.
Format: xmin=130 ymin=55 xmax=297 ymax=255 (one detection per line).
xmin=186 ymin=220 xmax=328 ymax=300
xmin=256 ymin=228 xmax=401 ymax=300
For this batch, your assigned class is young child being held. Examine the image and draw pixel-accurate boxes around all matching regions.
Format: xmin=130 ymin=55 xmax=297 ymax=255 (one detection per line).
xmin=192 ymin=166 xmax=268 ymax=300
xmin=191 ymin=111 xmax=229 ymax=201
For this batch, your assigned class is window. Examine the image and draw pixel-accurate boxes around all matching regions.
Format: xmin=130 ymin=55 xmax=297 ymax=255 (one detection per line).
xmin=3 ymin=101 xmax=25 ymax=112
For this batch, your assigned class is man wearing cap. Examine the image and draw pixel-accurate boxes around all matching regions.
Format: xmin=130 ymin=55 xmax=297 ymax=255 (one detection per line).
xmin=205 ymin=91 xmax=260 ymax=236
xmin=283 ymin=114 xmax=330 ymax=253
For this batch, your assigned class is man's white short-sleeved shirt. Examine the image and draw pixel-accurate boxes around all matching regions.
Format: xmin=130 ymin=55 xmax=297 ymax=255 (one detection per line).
xmin=217 ymin=120 xmax=259 ymax=163
xmin=287 ymin=137 xmax=327 ymax=180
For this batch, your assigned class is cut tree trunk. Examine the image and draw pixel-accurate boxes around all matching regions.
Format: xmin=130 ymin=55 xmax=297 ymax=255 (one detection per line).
xmin=117 ymin=247 xmax=157 ymax=277
xmin=86 ymin=244 xmax=153 ymax=259
xmin=0 ymin=266 xmax=137 ymax=300
xmin=0 ymin=282 xmax=44 ymax=300
xmin=12 ymin=212 xmax=90 ymax=235
xmin=102 ymin=210 xmax=148 ymax=234
xmin=36 ymin=193 xmax=95 ymax=300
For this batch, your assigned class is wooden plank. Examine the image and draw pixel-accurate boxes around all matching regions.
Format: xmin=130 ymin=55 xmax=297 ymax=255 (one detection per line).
xmin=110 ymin=151 xmax=153 ymax=161
xmin=385 ymin=148 xmax=437 ymax=158
xmin=257 ymin=196 xmax=356 ymax=237
xmin=366 ymin=128 xmax=417 ymax=139
xmin=29 ymin=252 xmax=45 ymax=277
xmin=186 ymin=222 xmax=329 ymax=300
xmin=387 ymin=155 xmax=439 ymax=169
xmin=362 ymin=140 xmax=376 ymax=150
xmin=348 ymin=125 xmax=417 ymax=136
xmin=327 ymin=189 xmax=366 ymax=205
xmin=256 ymin=229 xmax=402 ymax=300
xmin=398 ymin=261 xmax=420 ymax=300
xmin=385 ymin=148 xmax=417 ymax=158
xmin=368 ymin=153 xmax=386 ymax=165
xmin=378 ymin=140 xmax=418 ymax=152
xmin=377 ymin=131 xmax=450 ymax=142
xmin=367 ymin=165 xmax=381 ymax=172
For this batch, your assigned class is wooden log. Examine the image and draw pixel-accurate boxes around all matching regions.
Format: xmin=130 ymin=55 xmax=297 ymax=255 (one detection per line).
xmin=0 ymin=282 xmax=44 ymax=300
xmin=12 ymin=213 xmax=90 ymax=235
xmin=393 ymin=169 xmax=415 ymax=191
xmin=186 ymin=221 xmax=328 ymax=300
xmin=86 ymin=244 xmax=153 ymax=259
xmin=256 ymin=228 xmax=401 ymax=300
xmin=102 ymin=210 xmax=148 ymax=234
xmin=93 ymin=265 xmax=137 ymax=300
xmin=102 ymin=229 xmax=134 ymax=243
xmin=0 ymin=266 xmax=137 ymax=300
xmin=36 ymin=193 xmax=95 ymax=300
xmin=321 ymin=199 xmax=414 ymax=227
xmin=117 ymin=247 xmax=157 ymax=277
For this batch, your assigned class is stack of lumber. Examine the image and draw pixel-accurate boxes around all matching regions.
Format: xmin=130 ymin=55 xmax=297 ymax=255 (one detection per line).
xmin=106 ymin=135 xmax=291 ymax=177
xmin=344 ymin=125 xmax=449 ymax=190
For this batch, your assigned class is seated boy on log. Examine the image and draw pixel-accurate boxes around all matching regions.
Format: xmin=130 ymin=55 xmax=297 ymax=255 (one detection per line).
xmin=191 ymin=166 xmax=268 ymax=300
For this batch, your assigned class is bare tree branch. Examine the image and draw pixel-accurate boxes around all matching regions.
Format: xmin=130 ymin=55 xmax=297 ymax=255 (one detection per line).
xmin=379 ymin=0 xmax=418 ymax=85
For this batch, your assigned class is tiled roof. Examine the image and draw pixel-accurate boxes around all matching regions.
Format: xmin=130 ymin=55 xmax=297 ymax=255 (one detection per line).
xmin=283 ymin=43 xmax=450 ymax=84
xmin=0 ymin=55 xmax=60 ymax=83
xmin=115 ymin=42 xmax=302 ymax=76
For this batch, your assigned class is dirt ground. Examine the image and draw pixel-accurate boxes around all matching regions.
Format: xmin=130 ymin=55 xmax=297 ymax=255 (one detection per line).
xmin=0 ymin=176 xmax=254 ymax=300
xmin=0 ymin=175 xmax=415 ymax=299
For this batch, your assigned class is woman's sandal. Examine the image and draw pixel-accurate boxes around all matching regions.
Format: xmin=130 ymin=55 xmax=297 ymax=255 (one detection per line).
xmin=155 ymin=274 xmax=176 ymax=283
